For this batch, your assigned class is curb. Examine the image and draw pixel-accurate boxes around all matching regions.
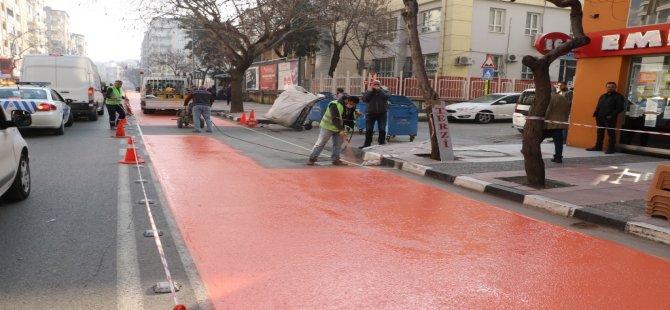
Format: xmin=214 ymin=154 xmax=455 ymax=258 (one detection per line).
xmin=371 ymin=151 xmax=670 ymax=245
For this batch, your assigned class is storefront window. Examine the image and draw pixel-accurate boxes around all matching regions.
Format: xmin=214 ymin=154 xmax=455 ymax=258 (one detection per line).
xmin=621 ymin=56 xmax=670 ymax=149
xmin=628 ymin=0 xmax=670 ymax=27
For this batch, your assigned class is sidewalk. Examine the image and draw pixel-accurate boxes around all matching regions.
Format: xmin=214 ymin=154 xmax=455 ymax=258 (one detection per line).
xmin=213 ymin=100 xmax=670 ymax=245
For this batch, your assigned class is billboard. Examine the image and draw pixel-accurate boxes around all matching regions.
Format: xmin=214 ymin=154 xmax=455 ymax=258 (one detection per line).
xmin=277 ymin=60 xmax=299 ymax=90
xmin=245 ymin=67 xmax=258 ymax=90
xmin=259 ymin=63 xmax=277 ymax=91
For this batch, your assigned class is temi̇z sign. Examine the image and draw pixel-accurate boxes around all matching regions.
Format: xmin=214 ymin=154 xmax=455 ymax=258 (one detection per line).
xmin=575 ymin=24 xmax=670 ymax=58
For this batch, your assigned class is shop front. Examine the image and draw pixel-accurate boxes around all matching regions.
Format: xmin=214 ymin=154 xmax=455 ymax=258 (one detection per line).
xmin=573 ymin=0 xmax=670 ymax=156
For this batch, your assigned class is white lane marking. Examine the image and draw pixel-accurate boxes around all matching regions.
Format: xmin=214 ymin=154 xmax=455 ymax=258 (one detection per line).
xmin=117 ymin=164 xmax=144 ymax=309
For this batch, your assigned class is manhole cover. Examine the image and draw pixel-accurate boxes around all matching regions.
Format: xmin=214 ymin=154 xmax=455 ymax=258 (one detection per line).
xmin=570 ymin=222 xmax=599 ymax=229
xmin=457 ymin=150 xmax=508 ymax=158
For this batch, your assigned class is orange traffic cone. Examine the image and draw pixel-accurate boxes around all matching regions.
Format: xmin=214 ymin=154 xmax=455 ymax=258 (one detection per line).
xmin=119 ymin=118 xmax=127 ymax=126
xmin=173 ymin=305 xmax=187 ymax=310
xmin=246 ymin=109 xmax=258 ymax=128
xmin=119 ymin=137 xmax=145 ymax=164
xmin=111 ymin=122 xmax=128 ymax=138
xmin=239 ymin=112 xmax=247 ymax=125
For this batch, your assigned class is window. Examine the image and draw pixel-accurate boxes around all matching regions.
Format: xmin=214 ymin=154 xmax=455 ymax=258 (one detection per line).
xmin=521 ymin=65 xmax=534 ymax=79
xmin=372 ymin=57 xmax=395 ymax=77
xmin=421 ymin=8 xmax=440 ymax=33
xmin=491 ymin=54 xmax=503 ymax=77
xmin=424 ymin=53 xmax=438 ymax=76
xmin=377 ymin=17 xmax=397 ymax=40
xmin=489 ymin=8 xmax=505 ymax=33
xmin=525 ymin=12 xmax=541 ymax=36
xmin=6 ymin=8 xmax=13 ymax=17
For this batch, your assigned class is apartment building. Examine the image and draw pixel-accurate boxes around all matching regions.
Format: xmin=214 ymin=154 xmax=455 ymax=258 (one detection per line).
xmin=0 ymin=0 xmax=47 ymax=78
xmin=70 ymin=33 xmax=87 ymax=56
xmin=140 ymin=17 xmax=189 ymax=77
xmin=319 ymin=0 xmax=573 ymax=83
xmin=44 ymin=6 xmax=69 ymax=55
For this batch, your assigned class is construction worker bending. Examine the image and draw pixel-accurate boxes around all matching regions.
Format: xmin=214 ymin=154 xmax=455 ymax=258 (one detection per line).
xmin=307 ymin=95 xmax=360 ymax=166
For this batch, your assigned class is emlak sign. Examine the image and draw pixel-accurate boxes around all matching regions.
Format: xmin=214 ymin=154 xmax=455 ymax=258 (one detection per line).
xmin=575 ymin=24 xmax=670 ymax=58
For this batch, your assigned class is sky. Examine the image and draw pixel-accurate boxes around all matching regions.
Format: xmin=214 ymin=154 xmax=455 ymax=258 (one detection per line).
xmin=44 ymin=0 xmax=146 ymax=63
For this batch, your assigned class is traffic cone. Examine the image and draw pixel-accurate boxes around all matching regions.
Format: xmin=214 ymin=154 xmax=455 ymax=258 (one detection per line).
xmin=111 ymin=122 xmax=128 ymax=138
xmin=119 ymin=137 xmax=145 ymax=164
xmin=246 ymin=109 xmax=258 ymax=128
xmin=239 ymin=112 xmax=247 ymax=125
xmin=173 ymin=305 xmax=187 ymax=310
xmin=119 ymin=118 xmax=127 ymax=126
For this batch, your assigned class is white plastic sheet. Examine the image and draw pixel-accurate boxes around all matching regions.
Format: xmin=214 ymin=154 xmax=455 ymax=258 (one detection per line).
xmin=264 ymin=86 xmax=318 ymax=127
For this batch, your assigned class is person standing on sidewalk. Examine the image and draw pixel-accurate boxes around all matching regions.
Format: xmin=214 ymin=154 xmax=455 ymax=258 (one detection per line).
xmin=104 ymin=80 xmax=127 ymax=130
xmin=307 ymin=96 xmax=359 ymax=166
xmin=556 ymin=81 xmax=573 ymax=144
xmin=542 ymin=93 xmax=570 ymax=163
xmin=587 ymin=81 xmax=624 ymax=154
xmin=183 ymin=86 xmax=215 ymax=133
xmin=359 ymin=80 xmax=390 ymax=149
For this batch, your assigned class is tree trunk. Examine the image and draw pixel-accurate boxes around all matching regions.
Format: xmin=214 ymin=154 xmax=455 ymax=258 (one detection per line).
xmin=520 ymin=58 xmax=551 ymax=186
xmin=402 ymin=0 xmax=440 ymax=160
xmin=229 ymin=69 xmax=244 ymax=113
xmin=328 ymin=45 xmax=344 ymax=78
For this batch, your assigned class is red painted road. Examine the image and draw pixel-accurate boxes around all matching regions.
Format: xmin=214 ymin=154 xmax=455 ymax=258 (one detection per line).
xmin=129 ymin=94 xmax=670 ymax=308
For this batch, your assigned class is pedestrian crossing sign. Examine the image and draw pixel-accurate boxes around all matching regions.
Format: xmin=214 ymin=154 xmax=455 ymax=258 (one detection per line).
xmin=482 ymin=68 xmax=494 ymax=80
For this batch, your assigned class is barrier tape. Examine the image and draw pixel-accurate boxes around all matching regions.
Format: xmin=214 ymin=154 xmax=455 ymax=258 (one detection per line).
xmin=125 ymin=117 xmax=181 ymax=307
xmin=452 ymin=110 xmax=670 ymax=137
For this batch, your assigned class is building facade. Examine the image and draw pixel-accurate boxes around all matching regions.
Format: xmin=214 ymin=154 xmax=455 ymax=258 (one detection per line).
xmin=44 ymin=6 xmax=69 ymax=55
xmin=140 ymin=18 xmax=189 ymax=77
xmin=571 ymin=0 xmax=670 ymax=156
xmin=69 ymin=33 xmax=87 ymax=56
xmin=0 ymin=0 xmax=47 ymax=78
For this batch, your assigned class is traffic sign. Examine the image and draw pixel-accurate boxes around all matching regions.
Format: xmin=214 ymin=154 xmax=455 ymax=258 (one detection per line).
xmin=481 ymin=54 xmax=496 ymax=69
xmin=482 ymin=68 xmax=494 ymax=80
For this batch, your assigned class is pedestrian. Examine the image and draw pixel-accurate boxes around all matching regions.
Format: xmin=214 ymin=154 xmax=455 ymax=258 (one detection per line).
xmin=183 ymin=85 xmax=215 ymax=133
xmin=225 ymin=84 xmax=232 ymax=105
xmin=556 ymin=81 xmax=573 ymax=143
xmin=105 ymin=80 xmax=127 ymax=130
xmin=542 ymin=93 xmax=570 ymax=163
xmin=586 ymin=81 xmax=625 ymax=154
xmin=335 ymin=87 xmax=346 ymax=101
xmin=359 ymin=79 xmax=390 ymax=149
xmin=307 ymin=96 xmax=360 ymax=166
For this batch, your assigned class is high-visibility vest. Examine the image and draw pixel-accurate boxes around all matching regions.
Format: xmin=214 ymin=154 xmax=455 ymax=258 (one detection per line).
xmin=106 ymin=87 xmax=124 ymax=105
xmin=320 ymin=100 xmax=344 ymax=132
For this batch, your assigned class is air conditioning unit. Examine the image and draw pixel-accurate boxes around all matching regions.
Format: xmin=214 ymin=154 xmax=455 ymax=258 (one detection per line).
xmin=455 ymin=56 xmax=472 ymax=66
xmin=505 ymin=54 xmax=518 ymax=62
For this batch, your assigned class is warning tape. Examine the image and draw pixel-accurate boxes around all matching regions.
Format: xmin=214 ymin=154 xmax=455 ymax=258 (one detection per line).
xmin=458 ymin=110 xmax=670 ymax=137
xmin=123 ymin=117 xmax=181 ymax=307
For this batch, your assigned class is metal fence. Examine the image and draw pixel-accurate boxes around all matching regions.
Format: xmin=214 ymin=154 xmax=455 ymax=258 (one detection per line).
xmin=304 ymin=74 xmax=555 ymax=102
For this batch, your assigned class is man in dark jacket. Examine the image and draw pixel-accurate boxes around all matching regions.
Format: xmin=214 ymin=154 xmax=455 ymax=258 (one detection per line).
xmin=587 ymin=81 xmax=624 ymax=154
xmin=359 ymin=80 xmax=390 ymax=148
xmin=184 ymin=86 xmax=215 ymax=133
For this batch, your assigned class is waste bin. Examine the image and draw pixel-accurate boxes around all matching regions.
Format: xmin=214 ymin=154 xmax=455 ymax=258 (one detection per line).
xmin=305 ymin=94 xmax=333 ymax=130
xmin=355 ymin=101 xmax=379 ymax=134
xmin=386 ymin=95 xmax=418 ymax=142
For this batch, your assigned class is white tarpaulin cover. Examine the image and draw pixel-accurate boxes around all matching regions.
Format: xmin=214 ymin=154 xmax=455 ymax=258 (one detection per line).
xmin=265 ymin=85 xmax=318 ymax=127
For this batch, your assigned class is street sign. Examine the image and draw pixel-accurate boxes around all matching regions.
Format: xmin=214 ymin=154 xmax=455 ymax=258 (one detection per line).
xmin=194 ymin=71 xmax=204 ymax=79
xmin=482 ymin=68 xmax=494 ymax=80
xmin=432 ymin=102 xmax=455 ymax=161
xmin=481 ymin=54 xmax=496 ymax=69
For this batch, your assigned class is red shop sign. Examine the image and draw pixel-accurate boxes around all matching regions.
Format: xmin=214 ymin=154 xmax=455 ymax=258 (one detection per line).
xmin=575 ymin=24 xmax=670 ymax=58
xmin=534 ymin=32 xmax=572 ymax=55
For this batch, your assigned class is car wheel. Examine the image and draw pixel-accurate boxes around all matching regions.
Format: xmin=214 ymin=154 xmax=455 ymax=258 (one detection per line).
xmin=65 ymin=112 xmax=74 ymax=127
xmin=97 ymin=105 xmax=104 ymax=116
xmin=89 ymin=110 xmax=98 ymax=121
xmin=2 ymin=154 xmax=30 ymax=202
xmin=54 ymin=119 xmax=65 ymax=135
xmin=476 ymin=112 xmax=493 ymax=124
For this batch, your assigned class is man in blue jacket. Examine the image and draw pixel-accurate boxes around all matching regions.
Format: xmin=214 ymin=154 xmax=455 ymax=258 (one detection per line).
xmin=359 ymin=80 xmax=390 ymax=149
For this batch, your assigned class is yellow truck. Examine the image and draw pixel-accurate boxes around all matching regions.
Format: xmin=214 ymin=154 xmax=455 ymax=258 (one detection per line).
xmin=140 ymin=77 xmax=190 ymax=114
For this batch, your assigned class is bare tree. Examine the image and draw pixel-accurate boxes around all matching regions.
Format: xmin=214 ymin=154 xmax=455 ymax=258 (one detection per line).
xmin=347 ymin=9 xmax=395 ymax=75
xmin=517 ymin=0 xmax=590 ymax=186
xmin=401 ymin=0 xmax=439 ymax=160
xmin=325 ymin=0 xmax=391 ymax=77
xmin=8 ymin=24 xmax=46 ymax=79
xmin=148 ymin=50 xmax=191 ymax=77
xmin=138 ymin=0 xmax=330 ymax=113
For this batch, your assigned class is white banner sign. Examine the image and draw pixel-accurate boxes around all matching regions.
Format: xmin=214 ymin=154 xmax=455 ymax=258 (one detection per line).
xmin=432 ymin=102 xmax=455 ymax=161
xmin=277 ymin=61 xmax=298 ymax=91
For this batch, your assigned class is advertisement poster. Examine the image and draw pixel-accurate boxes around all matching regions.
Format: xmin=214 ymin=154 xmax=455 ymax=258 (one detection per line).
xmin=638 ymin=72 xmax=658 ymax=84
xmin=259 ymin=64 xmax=277 ymax=91
xmin=245 ymin=67 xmax=259 ymax=91
xmin=277 ymin=61 xmax=299 ymax=90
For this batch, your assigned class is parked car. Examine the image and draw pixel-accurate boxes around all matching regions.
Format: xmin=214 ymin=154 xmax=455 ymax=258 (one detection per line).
xmin=446 ymin=93 xmax=520 ymax=123
xmin=0 ymin=82 xmax=73 ymax=135
xmin=20 ymin=54 xmax=106 ymax=121
xmin=512 ymin=88 xmax=535 ymax=133
xmin=0 ymin=105 xmax=31 ymax=202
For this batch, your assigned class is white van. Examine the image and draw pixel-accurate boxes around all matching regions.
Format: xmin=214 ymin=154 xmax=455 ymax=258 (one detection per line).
xmin=20 ymin=54 xmax=106 ymax=121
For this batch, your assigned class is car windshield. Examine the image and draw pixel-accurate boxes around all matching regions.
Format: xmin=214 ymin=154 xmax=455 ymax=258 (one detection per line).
xmin=469 ymin=94 xmax=506 ymax=103
xmin=0 ymin=88 xmax=48 ymax=99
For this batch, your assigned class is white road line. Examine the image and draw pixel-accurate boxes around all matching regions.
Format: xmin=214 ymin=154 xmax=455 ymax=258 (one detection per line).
xmin=117 ymin=164 xmax=144 ymax=309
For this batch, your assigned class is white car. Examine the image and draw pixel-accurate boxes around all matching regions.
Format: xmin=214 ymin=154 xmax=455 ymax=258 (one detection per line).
xmin=0 ymin=83 xmax=73 ymax=135
xmin=0 ymin=105 xmax=31 ymax=202
xmin=512 ymin=88 xmax=535 ymax=133
xmin=446 ymin=93 xmax=521 ymax=123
